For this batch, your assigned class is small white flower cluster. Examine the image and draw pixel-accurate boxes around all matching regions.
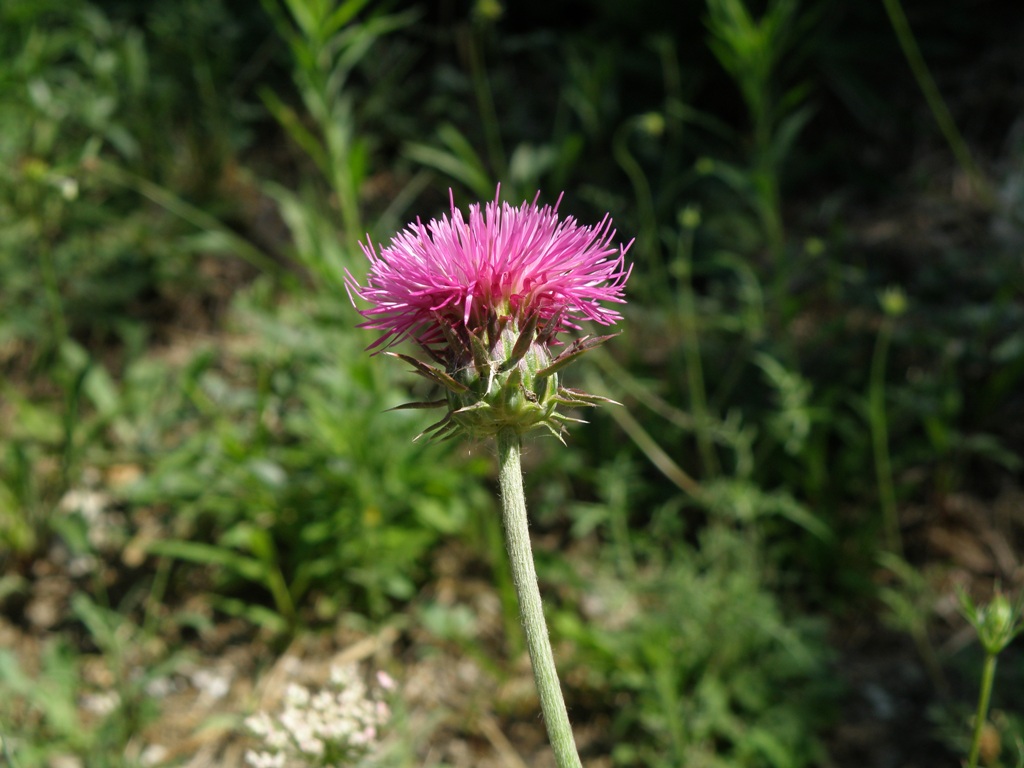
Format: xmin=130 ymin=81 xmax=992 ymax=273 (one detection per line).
xmin=245 ymin=665 xmax=395 ymax=768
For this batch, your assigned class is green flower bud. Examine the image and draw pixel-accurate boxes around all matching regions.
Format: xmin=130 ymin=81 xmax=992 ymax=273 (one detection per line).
xmin=639 ymin=112 xmax=665 ymax=138
xmin=804 ymin=237 xmax=825 ymax=257
xmin=960 ymin=587 xmax=1023 ymax=657
xmin=878 ymin=286 xmax=908 ymax=318
xmin=389 ymin=316 xmax=619 ymax=443
xmin=980 ymin=593 xmax=1017 ymax=655
xmin=678 ymin=205 xmax=701 ymax=231
xmin=695 ymin=157 xmax=715 ymax=175
xmin=446 ymin=321 xmax=562 ymax=439
xmin=473 ymin=0 xmax=503 ymax=22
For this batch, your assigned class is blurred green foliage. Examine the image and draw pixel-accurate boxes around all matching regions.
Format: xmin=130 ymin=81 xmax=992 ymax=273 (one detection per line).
xmin=1 ymin=0 xmax=1023 ymax=765
xmin=0 ymin=593 xmax=180 ymax=765
xmin=557 ymin=525 xmax=834 ymax=768
xmin=135 ymin=292 xmax=493 ymax=631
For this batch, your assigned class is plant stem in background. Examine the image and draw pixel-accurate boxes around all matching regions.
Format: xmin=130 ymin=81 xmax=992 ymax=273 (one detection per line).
xmin=261 ymin=0 xmax=416 ymax=245
xmin=966 ymin=650 xmax=998 ymax=768
xmin=586 ymin=366 xmax=703 ymax=498
xmin=675 ymin=211 xmax=720 ymax=477
xmin=705 ymin=0 xmax=797 ymax=267
xmin=876 ymin=552 xmax=951 ymax=700
xmin=613 ymin=117 xmax=664 ymax=298
xmin=39 ymin=245 xmax=68 ymax=349
xmin=880 ymin=0 xmax=994 ymax=206
xmin=652 ymin=651 xmax=687 ymax=763
xmin=868 ymin=308 xmax=902 ymax=555
xmin=497 ymin=428 xmax=582 ymax=768
xmin=460 ymin=22 xmax=507 ymax=179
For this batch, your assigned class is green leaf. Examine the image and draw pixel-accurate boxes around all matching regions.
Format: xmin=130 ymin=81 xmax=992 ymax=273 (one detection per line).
xmin=385 ymin=351 xmax=469 ymax=393
xmin=322 ymin=0 xmax=372 ymax=38
xmin=212 ymin=596 xmax=290 ymax=635
xmin=146 ymin=539 xmax=268 ymax=583
xmin=405 ymin=124 xmax=495 ymax=200
xmin=259 ymin=86 xmax=329 ymax=176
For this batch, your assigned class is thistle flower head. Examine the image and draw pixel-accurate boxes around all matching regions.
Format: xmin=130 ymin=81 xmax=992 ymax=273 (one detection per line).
xmin=347 ymin=188 xmax=631 ymax=350
xmin=347 ymin=187 xmax=633 ymax=441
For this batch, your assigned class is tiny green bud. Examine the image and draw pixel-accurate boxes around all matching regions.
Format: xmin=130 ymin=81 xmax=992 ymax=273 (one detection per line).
xmin=980 ymin=593 xmax=1016 ymax=655
xmin=878 ymin=286 xmax=908 ymax=318
xmin=473 ymin=0 xmax=503 ymax=21
xmin=638 ymin=112 xmax=665 ymax=137
xmin=960 ymin=587 xmax=1023 ymax=656
xmin=22 ymin=157 xmax=49 ymax=181
xmin=695 ymin=157 xmax=715 ymax=175
xmin=678 ymin=205 xmax=701 ymax=230
xmin=987 ymin=594 xmax=1013 ymax=632
xmin=668 ymin=258 xmax=689 ymax=280
xmin=804 ymin=237 xmax=825 ymax=257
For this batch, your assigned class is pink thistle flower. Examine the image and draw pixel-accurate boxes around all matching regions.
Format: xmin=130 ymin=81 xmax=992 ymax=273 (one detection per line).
xmin=348 ymin=187 xmax=632 ymax=441
xmin=346 ymin=188 xmax=632 ymax=351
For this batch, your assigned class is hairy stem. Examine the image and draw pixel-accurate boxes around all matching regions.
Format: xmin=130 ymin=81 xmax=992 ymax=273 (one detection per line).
xmin=496 ymin=428 xmax=582 ymax=768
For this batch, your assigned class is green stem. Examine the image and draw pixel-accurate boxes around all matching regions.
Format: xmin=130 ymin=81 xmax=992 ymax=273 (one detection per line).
xmin=612 ymin=121 xmax=662 ymax=298
xmin=464 ymin=26 xmax=506 ymax=178
xmin=496 ymin=428 xmax=582 ymax=768
xmin=967 ymin=652 xmax=998 ymax=768
xmin=483 ymin=505 xmax=524 ymax=655
xmin=677 ymin=229 xmax=719 ymax=478
xmin=652 ymin=654 xmax=686 ymax=763
xmin=753 ymin=111 xmax=785 ymax=267
xmin=880 ymin=0 xmax=994 ymax=206
xmin=869 ymin=319 xmax=902 ymax=555
xmin=38 ymin=243 xmax=68 ymax=348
